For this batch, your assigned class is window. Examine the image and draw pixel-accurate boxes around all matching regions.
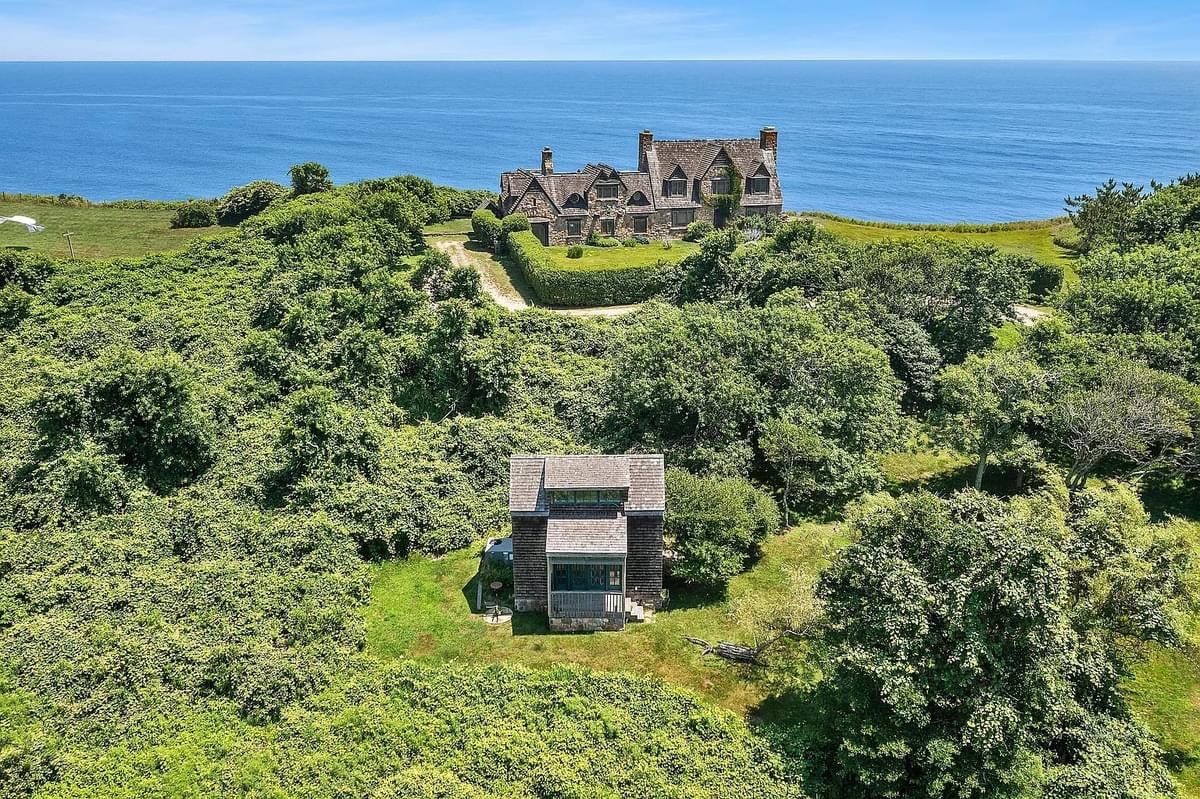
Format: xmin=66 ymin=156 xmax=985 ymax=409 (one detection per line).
xmin=632 ymin=216 xmax=648 ymax=234
xmin=596 ymin=183 xmax=619 ymax=199
xmin=565 ymin=218 xmax=582 ymax=237
xmin=665 ymin=178 xmax=687 ymax=198
xmin=552 ymin=563 xmax=622 ymax=592
xmin=710 ymin=177 xmax=730 ymax=194
xmin=600 ymin=218 xmax=616 ymax=237
xmin=670 ymin=208 xmax=695 ymax=228
xmin=747 ymin=176 xmax=770 ymax=194
xmin=549 ymin=489 xmax=626 ymax=507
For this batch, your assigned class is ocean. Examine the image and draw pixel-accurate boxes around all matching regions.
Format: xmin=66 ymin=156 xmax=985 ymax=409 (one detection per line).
xmin=0 ymin=61 xmax=1197 ymax=222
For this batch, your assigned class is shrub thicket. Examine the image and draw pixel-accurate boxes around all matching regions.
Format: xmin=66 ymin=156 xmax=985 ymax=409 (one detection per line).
xmin=216 ymin=180 xmax=289 ymax=225
xmin=171 ymin=199 xmax=217 ymax=228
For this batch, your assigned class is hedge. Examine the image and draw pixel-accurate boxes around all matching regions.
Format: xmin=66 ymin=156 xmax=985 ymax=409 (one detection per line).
xmin=507 ymin=230 xmax=671 ymax=306
xmin=471 ymin=209 xmax=502 ymax=251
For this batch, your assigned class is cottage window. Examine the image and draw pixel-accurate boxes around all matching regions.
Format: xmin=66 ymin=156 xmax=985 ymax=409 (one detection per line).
xmin=565 ymin=218 xmax=582 ymax=237
xmin=596 ymin=183 xmax=619 ymax=199
xmin=710 ymin=177 xmax=730 ymax=194
xmin=552 ymin=563 xmax=622 ymax=592
xmin=550 ymin=489 xmax=626 ymax=506
xmin=632 ymin=216 xmax=648 ymax=234
xmin=670 ymin=208 xmax=695 ymax=228
xmin=665 ymin=178 xmax=687 ymax=198
xmin=747 ymin=176 xmax=770 ymax=194
xmin=600 ymin=218 xmax=616 ymax=237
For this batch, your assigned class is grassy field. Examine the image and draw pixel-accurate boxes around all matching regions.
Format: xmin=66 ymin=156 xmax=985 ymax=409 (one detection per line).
xmin=805 ymin=214 xmax=1079 ymax=282
xmin=544 ymin=240 xmax=700 ymax=270
xmin=0 ymin=200 xmax=222 ymax=260
xmin=365 ymin=522 xmax=842 ymax=715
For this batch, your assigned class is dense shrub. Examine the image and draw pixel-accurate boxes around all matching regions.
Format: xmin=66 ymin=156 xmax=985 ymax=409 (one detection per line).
xmin=683 ymin=220 xmax=716 ymax=242
xmin=507 ymin=230 xmax=672 ymax=306
xmin=171 ymin=199 xmax=217 ymax=228
xmin=216 ymin=180 xmax=289 ymax=225
xmin=621 ymin=237 xmax=641 ymax=247
xmin=470 ymin=209 xmax=502 ymax=250
xmin=588 ymin=234 xmax=621 ymax=248
xmin=566 ymin=245 xmax=584 ymax=259
xmin=664 ymin=467 xmax=780 ymax=586
xmin=437 ymin=187 xmax=493 ymax=218
xmin=289 ymin=161 xmax=333 ymax=195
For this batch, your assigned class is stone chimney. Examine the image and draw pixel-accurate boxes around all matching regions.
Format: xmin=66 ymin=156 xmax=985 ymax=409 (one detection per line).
xmin=759 ymin=126 xmax=778 ymax=152
xmin=638 ymin=130 xmax=653 ymax=170
xmin=541 ymin=147 xmax=554 ymax=175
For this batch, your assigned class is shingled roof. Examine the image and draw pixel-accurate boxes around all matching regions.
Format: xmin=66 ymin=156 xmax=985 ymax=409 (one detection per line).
xmin=643 ymin=137 xmax=782 ymax=208
xmin=508 ymin=454 xmax=665 ymax=515
xmin=546 ymin=509 xmax=628 ymax=554
xmin=500 ymin=163 xmax=658 ymax=215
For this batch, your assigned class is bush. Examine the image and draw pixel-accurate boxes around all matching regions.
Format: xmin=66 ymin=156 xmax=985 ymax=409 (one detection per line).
xmin=217 ymin=180 xmax=288 ymax=225
xmin=289 ymin=162 xmax=333 ymax=195
xmin=499 ymin=213 xmax=530 ymax=252
xmin=471 ymin=209 xmax=502 ymax=251
xmin=621 ymin=237 xmax=640 ymax=248
xmin=683 ymin=220 xmax=715 ymax=242
xmin=171 ymin=199 xmax=217 ymax=229
xmin=589 ymin=235 xmax=621 ymax=248
xmin=664 ymin=467 xmax=780 ymax=587
xmin=566 ymin=245 xmax=584 ymax=259
xmin=506 ymin=230 xmax=672 ymax=306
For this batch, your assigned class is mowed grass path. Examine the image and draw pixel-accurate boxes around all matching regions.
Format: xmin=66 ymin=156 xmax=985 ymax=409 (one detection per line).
xmin=544 ymin=240 xmax=699 ymax=270
xmin=0 ymin=201 xmax=222 ymax=260
xmin=365 ymin=523 xmax=841 ymax=715
xmin=806 ymin=215 xmax=1079 ymax=282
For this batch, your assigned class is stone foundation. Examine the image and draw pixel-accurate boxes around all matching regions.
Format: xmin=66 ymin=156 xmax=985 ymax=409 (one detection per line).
xmin=549 ymin=616 xmax=624 ymax=632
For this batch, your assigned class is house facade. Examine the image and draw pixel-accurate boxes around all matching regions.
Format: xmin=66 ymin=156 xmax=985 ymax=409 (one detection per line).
xmin=498 ymin=128 xmax=783 ymax=246
xmin=509 ymin=454 xmax=664 ymax=632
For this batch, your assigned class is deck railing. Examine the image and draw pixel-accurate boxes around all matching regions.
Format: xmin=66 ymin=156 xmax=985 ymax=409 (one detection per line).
xmin=550 ymin=591 xmax=624 ymax=621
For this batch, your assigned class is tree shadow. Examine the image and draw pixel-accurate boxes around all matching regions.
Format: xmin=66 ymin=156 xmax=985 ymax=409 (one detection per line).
xmin=1 ymin=245 xmax=32 ymax=252
xmin=663 ymin=574 xmax=727 ymax=610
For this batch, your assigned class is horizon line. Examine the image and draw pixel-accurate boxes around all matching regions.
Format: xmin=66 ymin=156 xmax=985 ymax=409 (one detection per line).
xmin=3 ymin=58 xmax=1200 ymax=64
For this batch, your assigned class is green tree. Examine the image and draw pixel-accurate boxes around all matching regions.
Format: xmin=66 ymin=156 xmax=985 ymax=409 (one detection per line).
xmin=289 ymin=162 xmax=333 ymax=195
xmin=171 ymin=199 xmax=217 ymax=228
xmin=1053 ymin=360 xmax=1195 ymax=490
xmin=664 ymin=467 xmax=779 ymax=587
xmin=935 ymin=350 xmax=1050 ymax=489
xmin=807 ymin=489 xmax=1179 ymax=799
xmin=1065 ymin=178 xmax=1146 ymax=253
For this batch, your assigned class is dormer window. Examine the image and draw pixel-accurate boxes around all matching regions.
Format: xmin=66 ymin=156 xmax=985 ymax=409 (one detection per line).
xmin=549 ymin=489 xmax=626 ymax=507
xmin=665 ymin=167 xmax=688 ymax=198
xmin=596 ymin=183 xmax=619 ymax=200
xmin=747 ymin=176 xmax=770 ymax=194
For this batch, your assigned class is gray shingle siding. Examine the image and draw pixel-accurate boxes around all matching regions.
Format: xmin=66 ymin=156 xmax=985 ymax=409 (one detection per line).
xmin=512 ymin=516 xmax=547 ymax=612
xmin=627 ymin=516 xmax=664 ymax=607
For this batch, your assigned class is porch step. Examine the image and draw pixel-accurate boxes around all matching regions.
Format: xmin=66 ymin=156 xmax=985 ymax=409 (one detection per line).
xmin=625 ymin=598 xmax=648 ymax=623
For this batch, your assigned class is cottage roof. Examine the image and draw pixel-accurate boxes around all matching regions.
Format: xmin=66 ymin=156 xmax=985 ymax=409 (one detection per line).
xmin=546 ymin=510 xmax=628 ymax=555
xmin=500 ymin=163 xmax=660 ymax=213
xmin=508 ymin=454 xmax=665 ymax=514
xmin=644 ymin=137 xmax=782 ymax=208
xmin=545 ymin=455 xmax=630 ymax=489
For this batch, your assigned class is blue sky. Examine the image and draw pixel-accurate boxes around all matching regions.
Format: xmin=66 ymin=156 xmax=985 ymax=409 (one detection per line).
xmin=1 ymin=1 xmax=1198 ymax=60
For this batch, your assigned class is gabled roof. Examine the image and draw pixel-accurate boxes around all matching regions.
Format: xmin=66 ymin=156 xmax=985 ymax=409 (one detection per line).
xmin=508 ymin=454 xmax=665 ymax=515
xmin=644 ymin=137 xmax=782 ymax=208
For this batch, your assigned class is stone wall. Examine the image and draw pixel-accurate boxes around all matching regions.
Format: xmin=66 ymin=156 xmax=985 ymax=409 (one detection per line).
xmin=549 ymin=616 xmax=624 ymax=633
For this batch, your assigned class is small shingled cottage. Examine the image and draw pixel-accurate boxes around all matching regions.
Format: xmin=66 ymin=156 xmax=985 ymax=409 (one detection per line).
xmin=508 ymin=454 xmax=665 ymax=631
xmin=498 ymin=128 xmax=783 ymax=245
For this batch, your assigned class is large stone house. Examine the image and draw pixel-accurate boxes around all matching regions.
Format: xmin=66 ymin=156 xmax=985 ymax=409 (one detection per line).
xmin=509 ymin=454 xmax=664 ymax=631
xmin=498 ymin=128 xmax=783 ymax=246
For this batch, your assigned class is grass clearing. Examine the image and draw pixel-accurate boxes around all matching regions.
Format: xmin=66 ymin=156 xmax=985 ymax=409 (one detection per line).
xmin=806 ymin=214 xmax=1080 ymax=283
xmin=422 ymin=217 xmax=474 ymax=235
xmin=365 ymin=522 xmax=842 ymax=715
xmin=0 ymin=200 xmax=224 ymax=260
xmin=544 ymin=240 xmax=699 ymax=271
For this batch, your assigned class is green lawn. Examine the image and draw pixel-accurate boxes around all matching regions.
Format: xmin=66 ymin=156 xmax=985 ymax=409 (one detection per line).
xmin=805 ymin=215 xmax=1079 ymax=283
xmin=544 ymin=240 xmax=700 ymax=271
xmin=422 ymin=217 xmax=474 ymax=235
xmin=0 ymin=201 xmax=222 ymax=260
xmin=365 ymin=522 xmax=841 ymax=715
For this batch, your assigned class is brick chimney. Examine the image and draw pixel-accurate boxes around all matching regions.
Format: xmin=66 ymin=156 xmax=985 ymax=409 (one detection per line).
xmin=638 ymin=130 xmax=653 ymax=170
xmin=541 ymin=147 xmax=554 ymax=175
xmin=759 ymin=126 xmax=778 ymax=152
